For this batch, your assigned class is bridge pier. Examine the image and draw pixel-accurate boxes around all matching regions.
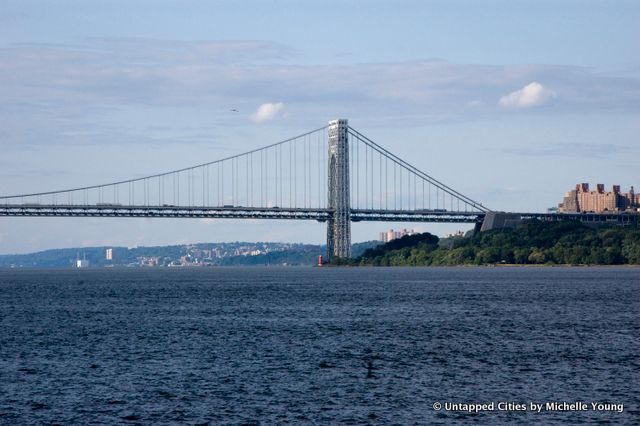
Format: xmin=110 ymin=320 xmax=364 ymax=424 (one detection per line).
xmin=326 ymin=119 xmax=351 ymax=261
xmin=479 ymin=212 xmax=523 ymax=232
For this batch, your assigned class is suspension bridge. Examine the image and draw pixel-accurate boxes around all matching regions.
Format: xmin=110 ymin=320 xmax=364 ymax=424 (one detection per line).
xmin=1 ymin=119 xmax=635 ymax=260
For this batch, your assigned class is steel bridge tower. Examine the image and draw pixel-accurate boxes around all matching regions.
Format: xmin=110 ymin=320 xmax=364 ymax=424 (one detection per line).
xmin=326 ymin=119 xmax=351 ymax=260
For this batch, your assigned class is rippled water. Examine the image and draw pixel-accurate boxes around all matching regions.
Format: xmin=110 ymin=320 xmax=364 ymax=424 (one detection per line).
xmin=0 ymin=267 xmax=638 ymax=425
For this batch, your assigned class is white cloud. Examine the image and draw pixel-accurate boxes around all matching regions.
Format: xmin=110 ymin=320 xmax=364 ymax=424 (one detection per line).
xmin=499 ymin=82 xmax=557 ymax=108
xmin=250 ymin=102 xmax=285 ymax=123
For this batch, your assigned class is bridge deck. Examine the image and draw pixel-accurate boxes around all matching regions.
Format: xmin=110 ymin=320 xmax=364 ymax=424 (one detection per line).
xmin=0 ymin=204 xmax=484 ymax=222
xmin=1 ymin=204 xmax=637 ymax=225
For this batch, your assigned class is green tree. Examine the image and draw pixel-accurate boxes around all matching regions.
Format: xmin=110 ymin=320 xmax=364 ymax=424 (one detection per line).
xmin=513 ymin=247 xmax=532 ymax=264
xmin=527 ymin=248 xmax=546 ymax=264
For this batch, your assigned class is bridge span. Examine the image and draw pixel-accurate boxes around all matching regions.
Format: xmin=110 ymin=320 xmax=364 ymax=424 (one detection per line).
xmin=2 ymin=119 xmax=636 ymax=260
xmin=0 ymin=204 xmax=485 ymax=223
xmin=2 ymin=205 xmax=635 ymax=226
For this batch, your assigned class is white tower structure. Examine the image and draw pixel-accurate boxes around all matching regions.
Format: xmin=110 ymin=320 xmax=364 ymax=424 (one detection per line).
xmin=326 ymin=119 xmax=351 ymax=259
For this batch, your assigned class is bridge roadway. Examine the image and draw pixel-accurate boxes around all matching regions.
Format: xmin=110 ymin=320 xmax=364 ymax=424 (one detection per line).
xmin=0 ymin=204 xmax=484 ymax=223
xmin=1 ymin=204 xmax=638 ymax=226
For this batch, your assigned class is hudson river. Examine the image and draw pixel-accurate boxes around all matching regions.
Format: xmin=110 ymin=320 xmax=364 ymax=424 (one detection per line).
xmin=1 ymin=267 xmax=638 ymax=424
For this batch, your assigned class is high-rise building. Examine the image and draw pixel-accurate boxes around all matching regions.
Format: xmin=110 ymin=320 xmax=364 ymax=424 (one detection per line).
xmin=379 ymin=228 xmax=416 ymax=243
xmin=105 ymin=248 xmax=113 ymax=260
xmin=76 ymin=259 xmax=90 ymax=268
xmin=76 ymin=252 xmax=89 ymax=268
xmin=558 ymin=183 xmax=639 ymax=213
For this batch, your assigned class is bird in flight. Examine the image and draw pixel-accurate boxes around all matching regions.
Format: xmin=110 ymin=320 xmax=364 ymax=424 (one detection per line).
xmin=230 ymin=109 xmax=238 ymax=112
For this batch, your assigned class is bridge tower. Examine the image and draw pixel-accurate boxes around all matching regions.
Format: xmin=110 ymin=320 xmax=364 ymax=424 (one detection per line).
xmin=326 ymin=119 xmax=351 ymax=260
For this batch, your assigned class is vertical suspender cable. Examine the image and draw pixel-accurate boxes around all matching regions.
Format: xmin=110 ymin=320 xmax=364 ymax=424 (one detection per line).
xmin=356 ymin=136 xmax=359 ymax=208
xmin=370 ymin=143 xmax=373 ymax=209
xmin=393 ymin=161 xmax=396 ymax=210
xmin=308 ymin=136 xmax=311 ymax=208
xmin=379 ymin=152 xmax=382 ymax=210
xmin=246 ymin=155 xmax=249 ymax=207
xmin=317 ymin=132 xmax=321 ymax=208
xmin=294 ymin=138 xmax=297 ymax=208
xmin=385 ymin=157 xmax=388 ymax=210
xmin=365 ymin=141 xmax=368 ymax=209
xmin=303 ymin=135 xmax=307 ymax=208
xmin=351 ymin=134 xmax=355 ymax=208
xmin=399 ymin=167 xmax=402 ymax=210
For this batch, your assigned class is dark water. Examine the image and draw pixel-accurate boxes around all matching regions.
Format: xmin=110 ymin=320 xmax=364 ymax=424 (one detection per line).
xmin=0 ymin=267 xmax=638 ymax=425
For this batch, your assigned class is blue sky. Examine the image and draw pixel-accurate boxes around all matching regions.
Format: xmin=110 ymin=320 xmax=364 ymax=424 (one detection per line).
xmin=1 ymin=0 xmax=639 ymax=253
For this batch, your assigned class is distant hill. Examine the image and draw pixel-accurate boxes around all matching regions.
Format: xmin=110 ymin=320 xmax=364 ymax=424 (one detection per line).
xmin=0 ymin=240 xmax=380 ymax=268
xmin=351 ymin=220 xmax=640 ymax=266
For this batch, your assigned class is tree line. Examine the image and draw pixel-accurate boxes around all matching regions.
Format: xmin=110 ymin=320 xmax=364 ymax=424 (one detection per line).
xmin=345 ymin=220 xmax=640 ymax=266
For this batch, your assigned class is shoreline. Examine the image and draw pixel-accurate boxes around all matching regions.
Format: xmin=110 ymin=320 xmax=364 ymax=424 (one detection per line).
xmin=321 ymin=263 xmax=640 ymax=268
xmin=2 ymin=263 xmax=640 ymax=270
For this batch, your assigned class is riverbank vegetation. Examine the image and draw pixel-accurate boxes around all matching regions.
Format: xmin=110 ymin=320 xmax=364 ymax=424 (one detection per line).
xmin=348 ymin=220 xmax=640 ymax=266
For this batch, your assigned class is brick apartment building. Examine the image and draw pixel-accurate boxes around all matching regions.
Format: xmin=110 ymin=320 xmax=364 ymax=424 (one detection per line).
xmin=558 ymin=183 xmax=638 ymax=213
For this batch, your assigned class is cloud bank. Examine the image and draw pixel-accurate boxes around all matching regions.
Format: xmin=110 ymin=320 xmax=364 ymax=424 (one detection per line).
xmin=0 ymin=38 xmax=639 ymax=150
xmin=499 ymin=82 xmax=557 ymax=109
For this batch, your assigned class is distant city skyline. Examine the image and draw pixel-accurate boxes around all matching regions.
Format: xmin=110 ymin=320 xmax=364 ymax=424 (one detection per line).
xmin=1 ymin=1 xmax=639 ymax=254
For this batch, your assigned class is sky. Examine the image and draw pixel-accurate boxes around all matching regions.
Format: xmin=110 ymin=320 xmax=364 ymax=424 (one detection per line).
xmin=1 ymin=0 xmax=639 ymax=254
